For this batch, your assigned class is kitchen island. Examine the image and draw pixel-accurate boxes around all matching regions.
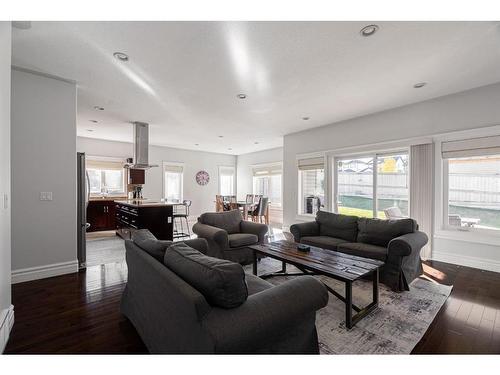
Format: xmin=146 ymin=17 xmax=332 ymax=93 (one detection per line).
xmin=114 ymin=200 xmax=175 ymax=241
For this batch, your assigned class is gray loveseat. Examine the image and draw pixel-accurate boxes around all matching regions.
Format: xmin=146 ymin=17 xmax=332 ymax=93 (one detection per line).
xmin=121 ymin=230 xmax=328 ymax=354
xmin=192 ymin=210 xmax=268 ymax=265
xmin=290 ymin=211 xmax=428 ymax=291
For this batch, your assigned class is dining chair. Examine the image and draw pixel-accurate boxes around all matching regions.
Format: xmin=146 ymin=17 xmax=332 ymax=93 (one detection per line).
xmin=250 ymin=197 xmax=269 ymax=224
xmin=215 ymin=195 xmax=224 ymax=212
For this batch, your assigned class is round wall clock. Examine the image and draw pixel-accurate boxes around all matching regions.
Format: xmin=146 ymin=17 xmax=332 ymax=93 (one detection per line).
xmin=195 ymin=170 xmax=210 ymax=186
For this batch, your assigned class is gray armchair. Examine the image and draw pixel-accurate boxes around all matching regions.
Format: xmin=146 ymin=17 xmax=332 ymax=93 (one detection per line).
xmin=193 ymin=210 xmax=268 ymax=265
xmin=121 ymin=238 xmax=329 ymax=353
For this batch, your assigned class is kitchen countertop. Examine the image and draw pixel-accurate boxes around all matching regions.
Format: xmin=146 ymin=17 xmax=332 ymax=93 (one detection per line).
xmin=114 ymin=200 xmax=181 ymax=208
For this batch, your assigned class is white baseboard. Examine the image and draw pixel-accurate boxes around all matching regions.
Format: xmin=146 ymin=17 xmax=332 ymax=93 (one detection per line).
xmin=12 ymin=260 xmax=79 ymax=284
xmin=0 ymin=305 xmax=14 ymax=353
xmin=432 ymin=251 xmax=500 ymax=273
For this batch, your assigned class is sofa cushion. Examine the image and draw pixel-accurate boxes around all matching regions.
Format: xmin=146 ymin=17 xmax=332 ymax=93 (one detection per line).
xmin=300 ymin=236 xmax=348 ymax=251
xmin=316 ymin=211 xmax=358 ymax=242
xmin=132 ymin=229 xmax=172 ymax=262
xmin=245 ymin=273 xmax=273 ymax=296
xmin=164 ymin=242 xmax=248 ymax=308
xmin=228 ymin=233 xmax=258 ymax=248
xmin=199 ymin=210 xmax=242 ymax=234
xmin=337 ymin=242 xmax=388 ymax=261
xmin=357 ymin=217 xmax=417 ymax=247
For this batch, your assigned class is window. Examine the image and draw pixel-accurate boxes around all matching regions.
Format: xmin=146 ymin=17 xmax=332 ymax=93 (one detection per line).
xmin=334 ymin=152 xmax=409 ymax=219
xmin=252 ymin=164 xmax=282 ymax=207
xmin=442 ymin=136 xmax=500 ymax=232
xmin=163 ymin=163 xmax=183 ymax=202
xmin=219 ymin=166 xmax=235 ymax=196
xmin=298 ymin=157 xmax=324 ymax=215
xmin=86 ymin=159 xmax=126 ymax=195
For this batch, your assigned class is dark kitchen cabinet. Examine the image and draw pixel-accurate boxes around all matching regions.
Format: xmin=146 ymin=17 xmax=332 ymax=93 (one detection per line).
xmin=115 ymin=202 xmax=173 ymax=240
xmin=87 ymin=200 xmax=116 ymax=232
xmin=128 ymin=169 xmax=145 ymax=185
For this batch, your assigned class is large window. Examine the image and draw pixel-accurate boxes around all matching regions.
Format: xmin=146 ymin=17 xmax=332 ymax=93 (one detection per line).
xmin=252 ymin=164 xmax=282 ymax=206
xmin=335 ymin=152 xmax=409 ymax=218
xmin=442 ymin=136 xmax=500 ymax=232
xmin=298 ymin=157 xmax=324 ymax=215
xmin=219 ymin=166 xmax=235 ymax=196
xmin=163 ymin=163 xmax=183 ymax=202
xmin=86 ymin=159 xmax=126 ymax=196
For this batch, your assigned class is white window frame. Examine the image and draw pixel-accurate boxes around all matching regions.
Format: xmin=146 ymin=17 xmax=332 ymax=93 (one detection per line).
xmin=251 ymin=162 xmax=283 ymax=208
xmin=441 ymin=156 xmax=500 ymax=237
xmin=296 ymin=154 xmax=327 ymax=218
xmin=331 ymin=149 xmax=410 ymax=218
xmin=162 ymin=161 xmax=184 ymax=203
xmin=218 ymin=165 xmax=236 ymax=196
xmin=86 ymin=156 xmax=127 ymax=197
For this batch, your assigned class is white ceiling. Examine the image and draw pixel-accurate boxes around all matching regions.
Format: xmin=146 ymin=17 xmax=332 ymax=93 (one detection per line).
xmin=11 ymin=21 xmax=500 ymax=155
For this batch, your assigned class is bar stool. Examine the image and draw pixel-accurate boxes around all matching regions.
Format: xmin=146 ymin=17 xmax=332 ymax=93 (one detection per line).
xmin=173 ymin=200 xmax=192 ymax=240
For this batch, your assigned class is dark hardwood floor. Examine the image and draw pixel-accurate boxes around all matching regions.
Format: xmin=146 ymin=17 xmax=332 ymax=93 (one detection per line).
xmin=4 ymin=259 xmax=500 ymax=354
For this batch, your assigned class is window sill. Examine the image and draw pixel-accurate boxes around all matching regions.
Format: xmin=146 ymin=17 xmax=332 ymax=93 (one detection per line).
xmin=295 ymin=214 xmax=316 ymax=222
xmin=434 ymin=229 xmax=500 ymax=247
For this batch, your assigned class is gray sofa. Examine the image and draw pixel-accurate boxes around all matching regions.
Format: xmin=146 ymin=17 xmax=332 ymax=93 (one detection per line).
xmin=121 ymin=230 xmax=328 ymax=354
xmin=290 ymin=211 xmax=428 ymax=291
xmin=192 ymin=210 xmax=268 ymax=265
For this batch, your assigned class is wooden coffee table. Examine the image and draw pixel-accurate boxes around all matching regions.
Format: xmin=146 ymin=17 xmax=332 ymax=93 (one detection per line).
xmin=249 ymin=240 xmax=384 ymax=329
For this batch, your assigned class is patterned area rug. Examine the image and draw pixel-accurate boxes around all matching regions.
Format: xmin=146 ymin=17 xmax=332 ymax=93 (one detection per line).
xmin=244 ymin=258 xmax=453 ymax=354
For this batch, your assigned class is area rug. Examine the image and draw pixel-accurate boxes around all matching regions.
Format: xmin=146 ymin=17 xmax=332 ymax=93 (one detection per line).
xmin=244 ymin=258 xmax=453 ymax=354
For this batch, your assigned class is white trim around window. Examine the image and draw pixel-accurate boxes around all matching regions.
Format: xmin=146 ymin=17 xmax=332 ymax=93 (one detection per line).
xmin=218 ymin=165 xmax=236 ymax=196
xmin=162 ymin=161 xmax=184 ymax=203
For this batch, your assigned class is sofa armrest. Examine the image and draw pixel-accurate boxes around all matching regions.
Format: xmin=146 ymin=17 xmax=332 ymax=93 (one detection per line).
xmin=289 ymin=221 xmax=320 ymax=242
xmin=201 ymin=276 xmax=328 ymax=353
xmin=388 ymin=231 xmax=428 ymax=257
xmin=182 ymin=238 xmax=209 ymax=254
xmin=192 ymin=222 xmax=229 ymax=259
xmin=240 ymin=220 xmax=268 ymax=243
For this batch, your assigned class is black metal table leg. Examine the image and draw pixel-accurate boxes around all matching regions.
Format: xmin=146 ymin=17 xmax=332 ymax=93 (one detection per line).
xmin=373 ymin=268 xmax=379 ymax=305
xmin=345 ymin=281 xmax=353 ymax=329
xmin=252 ymin=250 xmax=257 ymax=275
xmin=281 ymin=261 xmax=287 ymax=273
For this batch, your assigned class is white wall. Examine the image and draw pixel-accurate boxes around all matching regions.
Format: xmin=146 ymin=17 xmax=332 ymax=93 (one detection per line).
xmin=77 ymin=137 xmax=236 ymax=217
xmin=11 ymin=69 xmax=77 ymax=281
xmin=0 ymin=22 xmax=13 ymax=349
xmin=236 ymin=147 xmax=283 ymax=200
xmin=284 ymin=82 xmax=500 ymax=272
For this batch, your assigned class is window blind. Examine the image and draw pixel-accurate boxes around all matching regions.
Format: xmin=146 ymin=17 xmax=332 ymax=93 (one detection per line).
xmin=442 ymin=135 xmax=500 ymax=159
xmin=219 ymin=166 xmax=235 ymax=176
xmin=252 ymin=164 xmax=282 ymax=176
xmin=164 ymin=164 xmax=183 ymax=173
xmin=297 ymin=157 xmax=324 ymax=171
xmin=86 ymin=159 xmax=124 ymax=170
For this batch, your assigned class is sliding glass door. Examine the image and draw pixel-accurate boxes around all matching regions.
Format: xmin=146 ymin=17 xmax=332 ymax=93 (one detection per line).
xmin=334 ymin=151 xmax=409 ymax=219
xmin=337 ymin=157 xmax=375 ymax=218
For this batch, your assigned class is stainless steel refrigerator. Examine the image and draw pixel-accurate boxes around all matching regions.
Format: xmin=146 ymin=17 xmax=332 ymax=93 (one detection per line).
xmin=77 ymin=152 xmax=90 ymax=269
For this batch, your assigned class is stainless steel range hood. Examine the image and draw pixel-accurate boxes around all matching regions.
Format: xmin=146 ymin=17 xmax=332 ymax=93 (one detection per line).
xmin=124 ymin=122 xmax=158 ymax=169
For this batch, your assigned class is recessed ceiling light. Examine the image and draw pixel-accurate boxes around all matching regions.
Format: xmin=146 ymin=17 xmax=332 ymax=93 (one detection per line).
xmin=413 ymin=82 xmax=427 ymax=88
xmin=218 ymin=135 xmax=224 ymax=138
xmin=360 ymin=24 xmax=379 ymax=37
xmin=254 ymin=142 xmax=259 ymax=144
xmin=113 ymin=52 xmax=129 ymax=62
xmin=195 ymin=143 xmax=199 ymax=146
xmin=228 ymin=148 xmax=233 ymax=151
xmin=94 ymin=106 xmax=104 ymax=111
xmin=89 ymin=120 xmax=98 ymax=123
xmin=302 ymin=116 xmax=310 ymax=121
xmin=87 ymin=129 xmax=94 ymax=132
xmin=237 ymin=94 xmax=247 ymax=99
